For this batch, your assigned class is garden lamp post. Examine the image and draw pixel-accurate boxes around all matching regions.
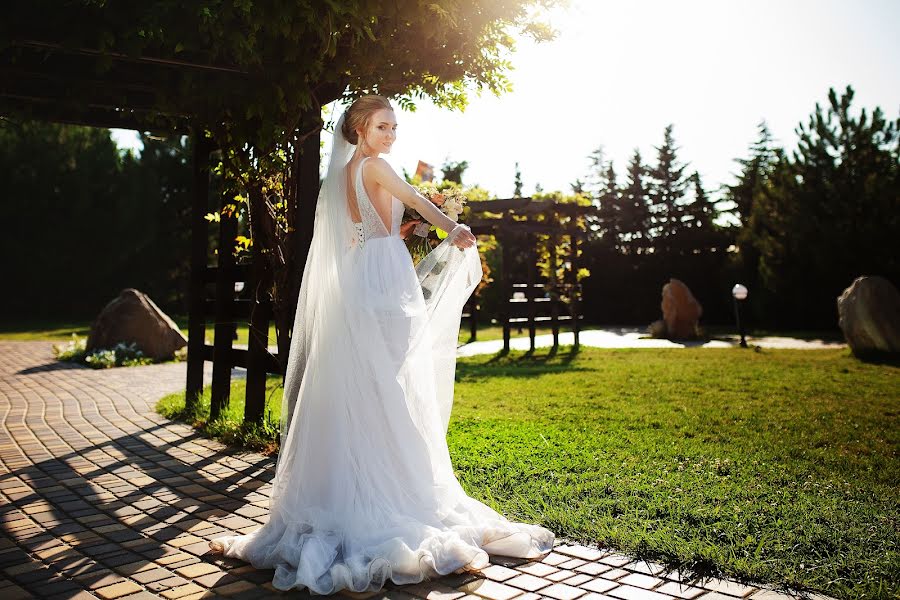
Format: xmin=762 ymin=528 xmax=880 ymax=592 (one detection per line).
xmin=732 ymin=284 xmax=749 ymax=348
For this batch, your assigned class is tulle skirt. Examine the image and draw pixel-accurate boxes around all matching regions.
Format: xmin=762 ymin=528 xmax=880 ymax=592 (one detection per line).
xmin=210 ymin=235 xmax=554 ymax=594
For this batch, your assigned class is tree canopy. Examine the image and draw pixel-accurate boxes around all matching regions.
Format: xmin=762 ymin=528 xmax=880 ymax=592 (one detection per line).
xmin=3 ymin=1 xmax=557 ymax=147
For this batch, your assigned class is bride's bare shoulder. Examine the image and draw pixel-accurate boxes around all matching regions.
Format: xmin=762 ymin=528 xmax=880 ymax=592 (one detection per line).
xmin=363 ymin=157 xmax=397 ymax=178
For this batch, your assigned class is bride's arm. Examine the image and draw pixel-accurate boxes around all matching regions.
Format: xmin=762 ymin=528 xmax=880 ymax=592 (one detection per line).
xmin=365 ymin=158 xmax=476 ymax=248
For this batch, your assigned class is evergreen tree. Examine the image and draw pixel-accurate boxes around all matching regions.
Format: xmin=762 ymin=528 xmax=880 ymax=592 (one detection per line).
xmin=647 ymin=124 xmax=690 ymax=251
xmin=440 ymin=159 xmax=469 ymax=184
xmin=723 ymin=121 xmax=782 ymax=298
xmin=725 ymin=121 xmax=779 ymax=224
xmin=585 ymin=145 xmax=606 ymax=206
xmin=569 ymin=178 xmax=585 ymax=195
xmin=745 ymin=85 xmax=900 ymax=327
xmin=619 ymin=148 xmax=652 ymax=254
xmin=513 ymin=161 xmax=523 ymax=197
xmin=596 ymin=160 xmax=621 ymax=248
xmin=679 ymin=171 xmax=724 ymax=254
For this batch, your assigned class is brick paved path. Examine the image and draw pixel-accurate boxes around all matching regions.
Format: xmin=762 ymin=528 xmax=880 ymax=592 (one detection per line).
xmin=0 ymin=341 xmax=831 ymax=600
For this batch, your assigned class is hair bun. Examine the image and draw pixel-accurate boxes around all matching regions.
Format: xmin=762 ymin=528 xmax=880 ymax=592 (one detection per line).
xmin=341 ymin=117 xmax=358 ymax=145
xmin=340 ymin=95 xmax=393 ymax=147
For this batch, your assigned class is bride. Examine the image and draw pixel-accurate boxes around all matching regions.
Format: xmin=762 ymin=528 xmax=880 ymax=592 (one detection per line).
xmin=209 ymin=95 xmax=555 ymax=594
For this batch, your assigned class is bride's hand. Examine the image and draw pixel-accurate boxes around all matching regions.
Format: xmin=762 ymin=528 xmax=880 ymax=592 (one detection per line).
xmin=400 ymin=219 xmax=422 ymax=240
xmin=450 ymin=225 xmax=476 ymax=249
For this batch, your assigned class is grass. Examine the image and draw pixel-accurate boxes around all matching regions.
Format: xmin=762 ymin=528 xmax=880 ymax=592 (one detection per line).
xmin=154 ymin=346 xmax=897 ymax=599
xmin=0 ymin=317 xmax=485 ymax=346
xmin=156 ymin=374 xmax=284 ymax=454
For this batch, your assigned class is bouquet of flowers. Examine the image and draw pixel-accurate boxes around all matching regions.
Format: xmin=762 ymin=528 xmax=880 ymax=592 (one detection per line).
xmin=401 ymin=183 xmax=468 ymax=262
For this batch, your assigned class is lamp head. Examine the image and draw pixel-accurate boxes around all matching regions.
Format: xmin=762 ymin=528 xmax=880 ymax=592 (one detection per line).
xmin=732 ymin=284 xmax=748 ymax=300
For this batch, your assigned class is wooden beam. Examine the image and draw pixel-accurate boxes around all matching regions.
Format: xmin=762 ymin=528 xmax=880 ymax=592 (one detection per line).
xmin=209 ymin=203 xmax=238 ymax=422
xmin=185 ymin=132 xmax=212 ymax=408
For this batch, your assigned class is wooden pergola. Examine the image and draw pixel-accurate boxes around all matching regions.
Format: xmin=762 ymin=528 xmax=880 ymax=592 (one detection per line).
xmin=0 ymin=38 xmax=304 ymax=420
xmin=466 ymin=198 xmax=597 ymax=352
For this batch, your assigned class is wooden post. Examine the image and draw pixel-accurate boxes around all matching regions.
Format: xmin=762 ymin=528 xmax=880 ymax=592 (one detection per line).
xmin=186 ymin=132 xmax=212 ymax=409
xmin=469 ymin=297 xmax=478 ymax=342
xmin=549 ymin=233 xmax=559 ymax=349
xmin=526 ymin=234 xmax=536 ymax=352
xmin=500 ymin=232 xmax=511 ymax=353
xmin=209 ymin=202 xmax=237 ymax=422
xmin=244 ymin=253 xmax=271 ymax=424
xmin=280 ymin=111 xmax=323 ymax=375
xmin=571 ymin=229 xmax=581 ymax=349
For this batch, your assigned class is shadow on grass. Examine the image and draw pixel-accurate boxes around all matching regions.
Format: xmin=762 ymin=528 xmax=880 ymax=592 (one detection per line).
xmin=459 ymin=344 xmax=585 ymax=380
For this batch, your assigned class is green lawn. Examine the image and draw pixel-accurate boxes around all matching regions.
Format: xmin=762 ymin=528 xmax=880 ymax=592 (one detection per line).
xmin=156 ymin=346 xmax=898 ymax=599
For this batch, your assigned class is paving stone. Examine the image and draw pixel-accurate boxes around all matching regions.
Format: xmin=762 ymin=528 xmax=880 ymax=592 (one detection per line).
xmin=617 ymin=573 xmax=663 ymax=590
xmin=547 ymin=570 xmax=577 ymax=582
xmin=94 ymin=580 xmax=145 ymax=599
xmin=540 ymin=552 xmax=571 ymax=567
xmin=194 ymin=571 xmax=239 ymax=589
xmin=161 ymin=583 xmax=206 ymax=599
xmin=747 ymin=590 xmax=804 ymax=600
xmin=555 ymin=545 xmax=607 ymax=562
xmin=606 ymin=585 xmax=674 ymax=600
xmin=400 ymin=581 xmax=466 ymax=600
xmin=174 ymin=562 xmax=221 ymax=579
xmin=540 ymin=583 xmax=587 ymax=600
xmin=653 ymin=581 xmax=706 ymax=599
xmin=504 ymin=573 xmax=552 ymax=592
xmin=574 ymin=563 xmax=612 ymax=576
xmin=700 ymin=579 xmax=757 ymax=598
xmin=479 ymin=565 xmax=521 ymax=582
xmin=0 ymin=584 xmax=34 ymax=600
xmin=132 ymin=568 xmax=177 ymax=585
xmin=458 ymin=578 xmax=524 ymax=600
xmin=210 ymin=580 xmax=257 ymax=596
xmin=599 ymin=555 xmax=632 ymax=568
xmin=514 ymin=562 xmax=558 ymax=577
xmin=560 ymin=574 xmax=593 ymax=587
xmin=624 ymin=562 xmax=668 ymax=577
xmin=579 ymin=578 xmax=618 ymax=594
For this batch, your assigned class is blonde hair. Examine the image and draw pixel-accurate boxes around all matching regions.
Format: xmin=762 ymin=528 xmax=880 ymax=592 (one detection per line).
xmin=341 ymin=95 xmax=393 ymax=145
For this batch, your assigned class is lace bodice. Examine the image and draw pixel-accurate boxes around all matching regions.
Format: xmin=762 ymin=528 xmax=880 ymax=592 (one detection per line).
xmin=351 ymin=157 xmax=404 ymax=248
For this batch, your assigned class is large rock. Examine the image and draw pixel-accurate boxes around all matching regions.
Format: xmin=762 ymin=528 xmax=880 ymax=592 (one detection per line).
xmin=661 ymin=278 xmax=703 ymax=340
xmin=87 ymin=288 xmax=187 ymax=360
xmin=837 ymin=276 xmax=900 ymax=355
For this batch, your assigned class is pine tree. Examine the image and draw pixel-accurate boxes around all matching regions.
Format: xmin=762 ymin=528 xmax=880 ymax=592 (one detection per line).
xmin=596 ymin=160 xmax=621 ymax=248
xmin=570 ymin=178 xmax=585 ymax=195
xmin=619 ymin=148 xmax=652 ymax=254
xmin=647 ymin=124 xmax=690 ymax=252
xmin=723 ymin=121 xmax=781 ymax=294
xmin=441 ymin=159 xmax=469 ymax=184
xmin=680 ymin=171 xmax=722 ymax=253
xmin=585 ymin=145 xmax=606 ymax=206
xmin=744 ymin=85 xmax=899 ymax=326
xmin=513 ymin=161 xmax=523 ymax=197
xmin=725 ymin=120 xmax=778 ymax=225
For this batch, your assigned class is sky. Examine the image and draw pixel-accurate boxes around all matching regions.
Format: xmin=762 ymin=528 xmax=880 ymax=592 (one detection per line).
xmin=111 ymin=0 xmax=900 ymax=199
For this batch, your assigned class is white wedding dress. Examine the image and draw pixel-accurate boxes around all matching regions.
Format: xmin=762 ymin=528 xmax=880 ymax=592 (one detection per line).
xmin=209 ymin=156 xmax=555 ymax=594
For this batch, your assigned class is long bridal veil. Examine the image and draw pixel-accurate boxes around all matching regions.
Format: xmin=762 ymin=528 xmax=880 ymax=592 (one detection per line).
xmin=277 ymin=111 xmax=482 ymax=457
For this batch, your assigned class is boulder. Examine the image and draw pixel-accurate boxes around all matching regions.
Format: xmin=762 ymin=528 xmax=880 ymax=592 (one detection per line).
xmin=87 ymin=288 xmax=187 ymax=360
xmin=648 ymin=319 xmax=667 ymax=338
xmin=837 ymin=276 xmax=900 ymax=355
xmin=661 ymin=278 xmax=703 ymax=340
